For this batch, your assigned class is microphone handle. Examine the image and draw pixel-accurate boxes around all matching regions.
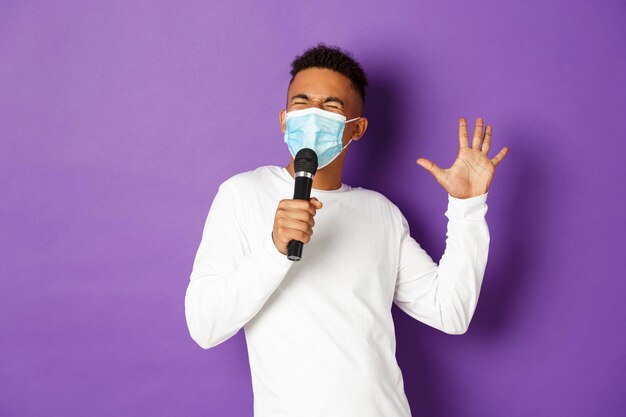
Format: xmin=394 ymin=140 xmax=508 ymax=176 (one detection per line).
xmin=287 ymin=174 xmax=314 ymax=261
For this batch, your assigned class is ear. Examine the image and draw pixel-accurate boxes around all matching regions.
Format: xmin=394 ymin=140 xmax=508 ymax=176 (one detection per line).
xmin=279 ymin=109 xmax=286 ymax=133
xmin=350 ymin=117 xmax=369 ymax=141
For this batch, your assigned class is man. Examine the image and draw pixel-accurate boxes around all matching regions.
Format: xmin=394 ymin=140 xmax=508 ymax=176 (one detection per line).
xmin=185 ymin=43 xmax=508 ymax=417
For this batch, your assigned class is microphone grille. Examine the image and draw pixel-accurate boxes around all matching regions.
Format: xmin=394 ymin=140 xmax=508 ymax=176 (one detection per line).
xmin=294 ymin=148 xmax=318 ymax=175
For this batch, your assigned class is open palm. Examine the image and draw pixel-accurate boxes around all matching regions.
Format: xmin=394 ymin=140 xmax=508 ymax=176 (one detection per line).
xmin=416 ymin=117 xmax=509 ymax=199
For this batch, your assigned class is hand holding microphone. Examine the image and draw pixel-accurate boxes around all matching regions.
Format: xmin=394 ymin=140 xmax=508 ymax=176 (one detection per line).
xmin=271 ymin=197 xmax=322 ymax=257
xmin=271 ymin=149 xmax=320 ymax=261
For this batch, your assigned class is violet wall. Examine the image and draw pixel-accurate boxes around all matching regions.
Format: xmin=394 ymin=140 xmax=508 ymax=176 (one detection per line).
xmin=1 ymin=1 xmax=624 ymax=416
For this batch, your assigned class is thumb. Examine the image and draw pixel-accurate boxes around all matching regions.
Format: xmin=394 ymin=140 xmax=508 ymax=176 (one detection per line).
xmin=416 ymin=158 xmax=444 ymax=178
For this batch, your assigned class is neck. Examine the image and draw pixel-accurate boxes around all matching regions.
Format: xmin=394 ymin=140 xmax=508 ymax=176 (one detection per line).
xmin=285 ymin=157 xmax=345 ymax=191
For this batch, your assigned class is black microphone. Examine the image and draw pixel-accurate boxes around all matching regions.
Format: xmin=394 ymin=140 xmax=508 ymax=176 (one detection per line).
xmin=287 ymin=148 xmax=318 ymax=261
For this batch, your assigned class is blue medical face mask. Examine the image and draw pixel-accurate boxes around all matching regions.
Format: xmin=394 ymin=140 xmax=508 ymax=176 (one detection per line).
xmin=284 ymin=107 xmax=361 ymax=169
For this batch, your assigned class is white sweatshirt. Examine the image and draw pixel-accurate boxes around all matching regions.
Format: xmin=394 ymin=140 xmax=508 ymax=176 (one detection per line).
xmin=185 ymin=165 xmax=490 ymax=417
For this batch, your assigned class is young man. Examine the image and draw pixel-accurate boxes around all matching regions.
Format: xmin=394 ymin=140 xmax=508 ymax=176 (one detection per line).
xmin=185 ymin=44 xmax=508 ymax=417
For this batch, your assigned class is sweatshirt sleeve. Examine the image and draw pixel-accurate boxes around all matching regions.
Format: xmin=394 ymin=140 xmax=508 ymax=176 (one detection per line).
xmin=184 ymin=180 xmax=294 ymax=349
xmin=392 ymin=192 xmax=490 ymax=335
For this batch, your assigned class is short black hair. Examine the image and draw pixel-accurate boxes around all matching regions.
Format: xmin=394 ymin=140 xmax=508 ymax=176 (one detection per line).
xmin=289 ymin=43 xmax=368 ymax=105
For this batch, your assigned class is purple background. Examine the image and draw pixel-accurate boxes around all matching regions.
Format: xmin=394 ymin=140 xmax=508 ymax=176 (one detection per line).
xmin=1 ymin=1 xmax=624 ymax=416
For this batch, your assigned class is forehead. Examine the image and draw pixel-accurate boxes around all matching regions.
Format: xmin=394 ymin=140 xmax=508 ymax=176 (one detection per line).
xmin=288 ymin=68 xmax=357 ymax=104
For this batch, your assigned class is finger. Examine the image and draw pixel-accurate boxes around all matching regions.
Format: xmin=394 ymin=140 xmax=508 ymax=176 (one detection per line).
xmin=310 ymin=197 xmax=323 ymax=209
xmin=279 ymin=199 xmax=314 ymax=210
xmin=279 ymin=200 xmax=316 ymax=216
xmin=482 ymin=125 xmax=492 ymax=154
xmin=278 ymin=207 xmax=316 ymax=223
xmin=472 ymin=117 xmax=484 ymax=150
xmin=490 ymin=146 xmax=509 ymax=166
xmin=276 ymin=216 xmax=314 ymax=232
xmin=459 ymin=117 xmax=469 ymax=148
xmin=416 ymin=158 xmax=444 ymax=179
xmin=280 ymin=211 xmax=315 ymax=227
xmin=279 ymin=228 xmax=311 ymax=244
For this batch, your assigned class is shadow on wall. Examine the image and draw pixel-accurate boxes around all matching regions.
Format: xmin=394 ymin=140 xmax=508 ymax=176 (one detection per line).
xmin=344 ymin=71 xmax=404 ymax=193
xmin=472 ymin=141 xmax=552 ymax=335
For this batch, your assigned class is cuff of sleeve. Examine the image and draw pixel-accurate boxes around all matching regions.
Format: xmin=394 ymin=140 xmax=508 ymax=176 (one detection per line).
xmin=260 ymin=232 xmax=294 ymax=271
xmin=445 ymin=191 xmax=489 ymax=221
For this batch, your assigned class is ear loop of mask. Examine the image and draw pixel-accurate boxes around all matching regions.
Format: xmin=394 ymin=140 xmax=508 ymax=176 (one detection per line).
xmin=340 ymin=116 xmax=362 ymax=152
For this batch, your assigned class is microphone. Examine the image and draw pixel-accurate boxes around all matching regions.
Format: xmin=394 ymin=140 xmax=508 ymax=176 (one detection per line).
xmin=287 ymin=148 xmax=318 ymax=261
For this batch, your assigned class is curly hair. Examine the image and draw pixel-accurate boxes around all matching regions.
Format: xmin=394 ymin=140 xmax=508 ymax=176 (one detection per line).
xmin=289 ymin=43 xmax=368 ymax=105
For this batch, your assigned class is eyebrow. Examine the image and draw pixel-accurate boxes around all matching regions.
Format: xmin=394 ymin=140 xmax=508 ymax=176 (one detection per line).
xmin=290 ymin=94 xmax=345 ymax=107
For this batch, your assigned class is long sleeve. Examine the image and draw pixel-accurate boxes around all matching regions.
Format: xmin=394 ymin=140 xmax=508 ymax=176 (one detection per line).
xmin=392 ymin=192 xmax=490 ymax=335
xmin=184 ymin=180 xmax=294 ymax=349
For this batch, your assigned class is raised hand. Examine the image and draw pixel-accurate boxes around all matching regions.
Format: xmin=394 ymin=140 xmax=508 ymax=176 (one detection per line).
xmin=416 ymin=117 xmax=508 ymax=199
